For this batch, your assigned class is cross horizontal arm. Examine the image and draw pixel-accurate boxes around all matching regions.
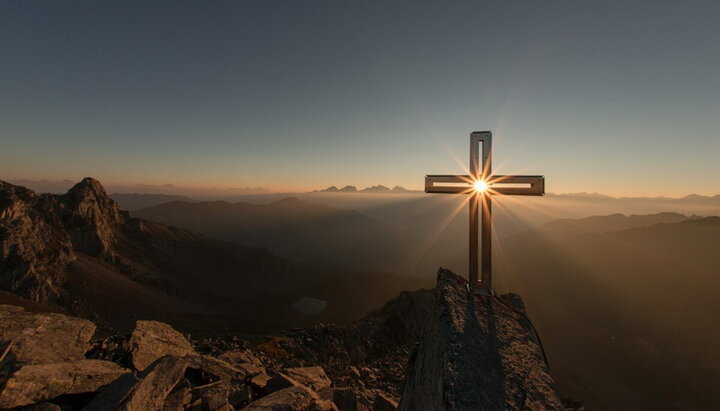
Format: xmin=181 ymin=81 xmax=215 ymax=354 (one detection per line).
xmin=425 ymin=174 xmax=544 ymax=195
xmin=424 ymin=175 xmax=474 ymax=194
xmin=489 ymin=175 xmax=545 ymax=196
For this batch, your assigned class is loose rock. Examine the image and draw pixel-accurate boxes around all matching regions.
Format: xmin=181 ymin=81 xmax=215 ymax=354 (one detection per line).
xmin=128 ymin=320 xmax=195 ymax=371
xmin=0 ymin=306 xmax=96 ymax=365
xmin=0 ymin=359 xmax=128 ymax=409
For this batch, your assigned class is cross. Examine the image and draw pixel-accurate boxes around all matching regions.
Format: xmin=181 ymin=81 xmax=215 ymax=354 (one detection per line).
xmin=425 ymin=131 xmax=545 ymax=292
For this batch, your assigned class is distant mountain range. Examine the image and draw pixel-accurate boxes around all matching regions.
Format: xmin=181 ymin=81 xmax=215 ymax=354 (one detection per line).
xmin=108 ymin=193 xmax=195 ymax=211
xmin=316 ymin=185 xmax=417 ymax=193
xmin=0 ymin=178 xmax=420 ymax=334
xmin=9 ymin=179 xmax=268 ymax=197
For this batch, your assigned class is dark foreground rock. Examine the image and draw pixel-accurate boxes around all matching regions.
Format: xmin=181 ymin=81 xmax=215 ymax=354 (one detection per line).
xmin=399 ymin=269 xmax=564 ymax=410
xmin=0 ymin=268 xmax=570 ymax=410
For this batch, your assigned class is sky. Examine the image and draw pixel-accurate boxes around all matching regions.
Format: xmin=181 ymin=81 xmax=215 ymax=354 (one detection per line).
xmin=1 ymin=0 xmax=719 ymax=196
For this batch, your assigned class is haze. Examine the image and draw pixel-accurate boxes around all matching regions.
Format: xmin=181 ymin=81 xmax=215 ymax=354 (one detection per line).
xmin=2 ymin=0 xmax=719 ymax=196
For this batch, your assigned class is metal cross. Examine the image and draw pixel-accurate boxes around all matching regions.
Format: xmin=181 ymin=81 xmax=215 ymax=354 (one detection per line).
xmin=424 ymin=131 xmax=545 ymax=292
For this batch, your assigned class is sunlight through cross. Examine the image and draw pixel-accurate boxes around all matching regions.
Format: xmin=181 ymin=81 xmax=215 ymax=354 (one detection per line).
xmin=425 ymin=131 xmax=545 ymax=293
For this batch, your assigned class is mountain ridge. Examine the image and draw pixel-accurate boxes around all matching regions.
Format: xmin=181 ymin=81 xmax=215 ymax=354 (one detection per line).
xmin=0 ymin=178 xmax=422 ymax=334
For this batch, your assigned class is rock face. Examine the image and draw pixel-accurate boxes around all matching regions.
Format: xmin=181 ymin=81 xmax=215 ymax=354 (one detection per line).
xmin=58 ymin=177 xmax=127 ymax=258
xmin=0 ymin=182 xmax=76 ymax=301
xmin=399 ymin=269 xmax=564 ymax=410
xmin=0 ymin=178 xmax=128 ymax=302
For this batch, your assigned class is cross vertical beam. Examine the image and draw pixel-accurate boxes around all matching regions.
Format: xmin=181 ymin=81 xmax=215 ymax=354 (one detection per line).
xmin=470 ymin=131 xmax=492 ymax=289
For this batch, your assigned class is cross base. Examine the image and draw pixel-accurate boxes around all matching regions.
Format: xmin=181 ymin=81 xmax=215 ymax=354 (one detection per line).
xmin=470 ymin=286 xmax=494 ymax=297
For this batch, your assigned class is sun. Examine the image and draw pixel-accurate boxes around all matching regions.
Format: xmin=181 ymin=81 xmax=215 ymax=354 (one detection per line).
xmin=473 ymin=180 xmax=489 ymax=192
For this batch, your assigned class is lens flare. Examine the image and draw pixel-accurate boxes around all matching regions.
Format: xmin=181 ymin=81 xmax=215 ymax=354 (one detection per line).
xmin=474 ymin=180 xmax=488 ymax=192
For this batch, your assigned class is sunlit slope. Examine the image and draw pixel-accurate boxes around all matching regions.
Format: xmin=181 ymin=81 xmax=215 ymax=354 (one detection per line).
xmin=498 ymin=215 xmax=720 ymax=410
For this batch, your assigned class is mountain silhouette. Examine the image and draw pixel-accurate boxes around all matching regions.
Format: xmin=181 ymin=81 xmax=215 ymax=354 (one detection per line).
xmin=133 ymin=197 xmax=403 ymax=271
xmin=109 ymin=193 xmax=196 ymax=211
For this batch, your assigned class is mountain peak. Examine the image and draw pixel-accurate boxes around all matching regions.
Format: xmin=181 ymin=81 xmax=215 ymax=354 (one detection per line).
xmin=59 ymin=178 xmax=128 ymax=258
xmin=65 ymin=177 xmax=109 ymax=199
xmin=361 ymin=185 xmax=391 ymax=193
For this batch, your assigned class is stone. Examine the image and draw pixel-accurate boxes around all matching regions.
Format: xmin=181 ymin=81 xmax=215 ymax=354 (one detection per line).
xmin=162 ymin=385 xmax=192 ymax=410
xmin=229 ymin=385 xmax=253 ymax=408
xmin=199 ymin=384 xmax=232 ymax=410
xmin=16 ymin=402 xmax=62 ymax=411
xmin=263 ymin=372 xmax=301 ymax=395
xmin=333 ymin=387 xmax=370 ymax=411
xmin=0 ymin=359 xmax=128 ymax=409
xmin=373 ymin=393 xmax=398 ymax=411
xmin=81 ymin=372 xmax=140 ymax=411
xmin=242 ymin=385 xmax=336 ymax=411
xmin=186 ymin=354 xmax=247 ymax=384
xmin=219 ymin=349 xmax=263 ymax=368
xmin=284 ymin=366 xmax=332 ymax=393
xmin=250 ymin=372 xmax=272 ymax=392
xmin=84 ymin=355 xmax=188 ymax=411
xmin=0 ymin=306 xmax=96 ymax=365
xmin=219 ymin=349 xmax=265 ymax=378
xmin=128 ymin=320 xmax=195 ymax=371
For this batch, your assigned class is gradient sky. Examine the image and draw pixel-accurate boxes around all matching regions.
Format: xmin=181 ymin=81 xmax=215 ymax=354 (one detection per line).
xmin=1 ymin=1 xmax=719 ymax=196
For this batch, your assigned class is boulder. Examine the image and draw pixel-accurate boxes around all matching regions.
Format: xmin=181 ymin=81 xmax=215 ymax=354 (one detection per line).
xmin=128 ymin=320 xmax=195 ymax=371
xmin=263 ymin=372 xmax=301 ymax=394
xmin=16 ymin=402 xmax=62 ymax=410
xmin=332 ymin=387 xmax=371 ymax=411
xmin=220 ymin=349 xmax=264 ymax=368
xmin=0 ymin=359 xmax=128 ymax=409
xmin=242 ymin=385 xmax=337 ymax=411
xmin=84 ymin=355 xmax=188 ymax=410
xmin=250 ymin=372 xmax=272 ymax=392
xmin=0 ymin=305 xmax=96 ymax=365
xmin=84 ymin=353 xmax=248 ymax=410
xmin=186 ymin=354 xmax=247 ymax=384
xmin=284 ymin=366 xmax=332 ymax=394
xmin=373 ymin=393 xmax=398 ymax=411
xmin=220 ymin=349 xmax=266 ymax=377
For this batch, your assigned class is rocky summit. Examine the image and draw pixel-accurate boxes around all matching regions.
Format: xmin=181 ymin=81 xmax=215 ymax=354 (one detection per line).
xmin=0 ymin=269 xmax=567 ymax=410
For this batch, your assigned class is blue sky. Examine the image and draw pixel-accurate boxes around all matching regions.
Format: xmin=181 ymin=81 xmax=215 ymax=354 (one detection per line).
xmin=1 ymin=1 xmax=719 ymax=195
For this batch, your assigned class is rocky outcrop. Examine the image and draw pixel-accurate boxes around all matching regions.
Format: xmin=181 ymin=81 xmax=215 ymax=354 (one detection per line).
xmin=0 ymin=182 xmax=75 ymax=301
xmin=58 ymin=177 xmax=128 ymax=258
xmin=399 ymin=269 xmax=564 ymax=410
xmin=0 ymin=178 xmax=128 ymax=302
